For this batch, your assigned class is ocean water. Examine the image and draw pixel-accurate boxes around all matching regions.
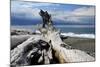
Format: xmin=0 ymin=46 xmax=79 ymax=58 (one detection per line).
xmin=55 ymin=25 xmax=95 ymax=34
xmin=11 ymin=25 xmax=95 ymax=38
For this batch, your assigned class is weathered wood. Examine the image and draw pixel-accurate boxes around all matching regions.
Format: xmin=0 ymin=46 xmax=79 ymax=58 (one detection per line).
xmin=11 ymin=27 xmax=94 ymax=66
xmin=11 ymin=35 xmax=43 ymax=65
xmin=44 ymin=28 xmax=94 ymax=63
xmin=11 ymin=34 xmax=53 ymax=65
xmin=11 ymin=35 xmax=32 ymax=50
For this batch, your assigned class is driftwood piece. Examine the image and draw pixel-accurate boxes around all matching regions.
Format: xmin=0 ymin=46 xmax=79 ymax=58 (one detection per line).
xmin=11 ymin=35 xmax=43 ymax=65
xmin=44 ymin=28 xmax=94 ymax=63
xmin=11 ymin=34 xmax=54 ymax=65
xmin=11 ymin=35 xmax=32 ymax=50
xmin=11 ymin=27 xmax=94 ymax=66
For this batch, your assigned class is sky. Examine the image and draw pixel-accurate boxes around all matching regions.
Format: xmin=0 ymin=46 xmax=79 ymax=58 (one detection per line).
xmin=11 ymin=0 xmax=95 ymax=25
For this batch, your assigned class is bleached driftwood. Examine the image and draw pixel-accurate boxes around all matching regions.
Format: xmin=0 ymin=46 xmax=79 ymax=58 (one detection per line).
xmin=11 ymin=27 xmax=94 ymax=66
xmin=11 ymin=34 xmax=53 ymax=65
xmin=43 ymin=28 xmax=94 ymax=63
xmin=11 ymin=35 xmax=42 ymax=64
xmin=11 ymin=35 xmax=32 ymax=50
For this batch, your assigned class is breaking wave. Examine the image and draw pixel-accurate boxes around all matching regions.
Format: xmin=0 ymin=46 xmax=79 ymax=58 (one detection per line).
xmin=61 ymin=32 xmax=95 ymax=39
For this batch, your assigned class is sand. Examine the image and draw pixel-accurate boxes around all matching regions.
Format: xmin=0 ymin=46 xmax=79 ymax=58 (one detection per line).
xmin=63 ymin=37 xmax=95 ymax=57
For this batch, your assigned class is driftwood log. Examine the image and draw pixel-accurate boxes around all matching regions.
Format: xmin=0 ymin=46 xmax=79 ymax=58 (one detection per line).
xmin=43 ymin=28 xmax=94 ymax=63
xmin=11 ymin=27 xmax=94 ymax=66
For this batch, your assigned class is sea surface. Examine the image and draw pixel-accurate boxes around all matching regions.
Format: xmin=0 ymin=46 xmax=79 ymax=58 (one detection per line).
xmin=11 ymin=25 xmax=95 ymax=38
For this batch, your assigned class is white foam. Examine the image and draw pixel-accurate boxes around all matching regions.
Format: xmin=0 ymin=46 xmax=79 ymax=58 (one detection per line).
xmin=61 ymin=32 xmax=95 ymax=39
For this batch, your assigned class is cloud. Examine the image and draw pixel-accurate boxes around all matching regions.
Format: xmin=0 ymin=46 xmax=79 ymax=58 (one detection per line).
xmin=71 ymin=7 xmax=95 ymax=16
xmin=11 ymin=1 xmax=41 ymax=19
xmin=11 ymin=0 xmax=60 ymax=19
xmin=11 ymin=0 xmax=95 ymax=23
xmin=52 ymin=7 xmax=95 ymax=22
